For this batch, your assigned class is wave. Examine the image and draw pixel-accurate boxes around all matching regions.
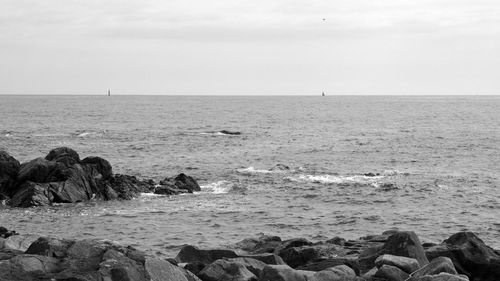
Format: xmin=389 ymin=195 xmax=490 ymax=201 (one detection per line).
xmin=74 ymin=130 xmax=107 ymax=138
xmin=237 ymin=164 xmax=293 ymax=174
xmin=200 ymin=130 xmax=241 ymax=136
xmin=200 ymin=181 xmax=246 ymax=194
xmin=285 ymin=174 xmax=384 ymax=186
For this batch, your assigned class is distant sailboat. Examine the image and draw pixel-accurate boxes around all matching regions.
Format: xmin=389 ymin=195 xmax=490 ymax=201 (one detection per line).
xmin=108 ymin=89 xmax=110 ymax=96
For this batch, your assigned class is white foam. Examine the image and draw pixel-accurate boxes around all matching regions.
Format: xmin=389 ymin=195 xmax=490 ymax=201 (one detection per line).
xmin=77 ymin=132 xmax=91 ymax=137
xmin=200 ymin=181 xmax=234 ymax=194
xmin=237 ymin=166 xmax=274 ymax=174
xmin=139 ymin=192 xmax=165 ymax=197
xmin=286 ymin=174 xmax=384 ymax=185
xmin=382 ymin=169 xmax=403 ymax=176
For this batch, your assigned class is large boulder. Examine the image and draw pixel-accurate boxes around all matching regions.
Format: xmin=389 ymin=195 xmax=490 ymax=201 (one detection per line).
xmin=0 ymin=151 xmax=20 ymax=197
xmin=231 ymin=235 xmax=282 ymax=254
xmin=374 ymin=264 xmax=410 ymax=281
xmin=359 ymin=231 xmax=429 ymax=272
xmin=409 ymin=257 xmax=458 ymax=280
xmin=45 ymin=147 xmax=80 ymax=164
xmin=145 ymin=258 xmax=201 ymax=281
xmin=107 ymin=174 xmax=154 ymax=199
xmin=259 ymin=264 xmax=314 ymax=281
xmin=417 ymin=272 xmax=469 ymax=281
xmin=198 ymin=259 xmax=258 ymax=281
xmin=3 ymin=234 xmax=40 ymax=252
xmin=309 ymin=265 xmax=357 ymax=281
xmin=81 ymin=156 xmax=113 ymax=180
xmin=375 ymin=254 xmax=420 ymax=274
xmin=175 ymin=245 xmax=239 ymax=265
xmin=426 ymin=232 xmax=500 ymax=281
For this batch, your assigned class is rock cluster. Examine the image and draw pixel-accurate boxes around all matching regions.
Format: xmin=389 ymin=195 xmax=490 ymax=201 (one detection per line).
xmin=1 ymin=227 xmax=499 ymax=281
xmin=0 ymin=148 xmax=200 ymax=207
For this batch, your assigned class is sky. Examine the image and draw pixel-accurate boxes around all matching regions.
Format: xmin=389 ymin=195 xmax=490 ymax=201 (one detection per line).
xmin=0 ymin=0 xmax=499 ymax=95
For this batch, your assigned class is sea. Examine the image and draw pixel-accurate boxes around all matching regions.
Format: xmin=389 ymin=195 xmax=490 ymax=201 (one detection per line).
xmin=0 ymin=95 xmax=499 ymax=257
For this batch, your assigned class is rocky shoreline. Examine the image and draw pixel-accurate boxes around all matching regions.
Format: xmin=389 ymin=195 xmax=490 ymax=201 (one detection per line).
xmin=0 ymin=147 xmax=201 ymax=207
xmin=1 ymin=226 xmax=499 ymax=281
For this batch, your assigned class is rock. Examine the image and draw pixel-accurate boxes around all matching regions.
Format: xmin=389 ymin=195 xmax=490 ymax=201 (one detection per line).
xmin=146 ymin=258 xmax=201 ymax=281
xmin=219 ymin=130 xmax=241 ymax=135
xmin=107 ymin=174 xmax=154 ymax=199
xmin=173 ymin=173 xmax=201 ymax=193
xmin=309 ymin=265 xmax=357 ymax=281
xmin=0 ymin=226 xmax=17 ymax=239
xmin=359 ymin=231 xmax=429 ymax=272
xmin=325 ymin=237 xmax=346 ymax=246
xmin=240 ymin=253 xmax=285 ymax=265
xmin=198 ymin=259 xmax=258 ymax=281
xmin=17 ymin=157 xmax=68 ymax=184
xmin=278 ymin=246 xmax=319 ymax=268
xmin=0 ymin=150 xmax=20 ymax=197
xmin=65 ymin=240 xmax=108 ymax=271
xmin=269 ymin=164 xmax=291 ymax=171
xmin=10 ymin=181 xmax=54 ymax=207
xmin=185 ymin=261 xmax=206 ymax=275
xmin=409 ymin=257 xmax=458 ymax=279
xmin=417 ymin=272 xmax=469 ymax=281
xmin=81 ymin=156 xmax=113 ymax=180
xmin=45 ymin=147 xmax=80 ymax=165
xmin=296 ymin=256 xmax=359 ymax=274
xmin=154 ymin=185 xmax=182 ymax=195
xmin=231 ymin=235 xmax=282 ymax=254
xmin=259 ymin=264 xmax=313 ymax=281
xmin=175 ymin=245 xmax=239 ymax=265
xmin=374 ymin=264 xmax=410 ymax=281
xmin=25 ymin=237 xmax=75 ymax=258
xmin=426 ymin=232 xmax=500 ymax=281
xmin=0 ymin=254 xmax=61 ymax=281
xmin=224 ymin=257 xmax=268 ymax=276
xmin=375 ymin=254 xmax=420 ymax=273
xmin=99 ymin=249 xmax=148 ymax=281
xmin=3 ymin=234 xmax=40 ymax=252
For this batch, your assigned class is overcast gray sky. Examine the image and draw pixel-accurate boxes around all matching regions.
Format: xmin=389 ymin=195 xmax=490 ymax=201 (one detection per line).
xmin=1 ymin=0 xmax=499 ymax=95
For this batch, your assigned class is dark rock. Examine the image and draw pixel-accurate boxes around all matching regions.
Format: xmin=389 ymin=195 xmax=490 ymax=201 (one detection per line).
xmin=65 ymin=240 xmax=108 ymax=271
xmin=25 ymin=237 xmax=75 ymax=258
xmin=219 ymin=130 xmax=241 ymax=135
xmin=0 ymin=150 xmax=20 ymax=197
xmin=198 ymin=259 xmax=258 ymax=281
xmin=359 ymin=231 xmax=429 ymax=272
xmin=426 ymin=232 xmax=500 ymax=281
xmin=100 ymin=249 xmax=147 ymax=281
xmin=409 ymin=257 xmax=458 ymax=280
xmin=0 ymin=248 xmax=23 ymax=261
xmin=375 ymin=254 xmax=420 ymax=274
xmin=224 ymin=257 xmax=268 ymax=276
xmin=0 ymin=226 xmax=18 ymax=239
xmin=175 ymin=245 xmax=239 ymax=265
xmin=326 ymin=236 xmax=346 ymax=246
xmin=278 ymin=246 xmax=320 ymax=268
xmin=0 ymin=254 xmax=61 ymax=280
xmin=168 ymin=173 xmax=201 ymax=193
xmin=296 ymin=256 xmax=359 ymax=274
xmin=45 ymin=147 xmax=80 ymax=164
xmin=81 ymin=157 xmax=113 ymax=180
xmin=185 ymin=261 xmax=206 ymax=275
xmin=374 ymin=264 xmax=410 ymax=281
xmin=10 ymin=181 xmax=53 ymax=207
xmin=17 ymin=158 xmax=69 ymax=184
xmin=154 ymin=185 xmax=182 ymax=195
xmin=107 ymin=174 xmax=154 ymax=199
xmin=239 ymin=253 xmax=285 ymax=265
xmin=269 ymin=164 xmax=291 ymax=171
xmin=277 ymin=238 xmax=314 ymax=252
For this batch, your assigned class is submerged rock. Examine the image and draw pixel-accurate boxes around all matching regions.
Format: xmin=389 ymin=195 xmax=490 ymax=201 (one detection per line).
xmin=219 ymin=130 xmax=241 ymax=135
xmin=160 ymin=173 xmax=201 ymax=193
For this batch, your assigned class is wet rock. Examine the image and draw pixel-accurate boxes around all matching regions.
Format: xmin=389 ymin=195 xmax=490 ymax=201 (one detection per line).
xmin=0 ymin=150 xmax=20 ymax=197
xmin=107 ymin=174 xmax=154 ymax=199
xmin=154 ymin=185 xmax=182 ymax=195
xmin=259 ymin=264 xmax=313 ymax=281
xmin=81 ymin=156 xmax=113 ymax=180
xmin=417 ymin=272 xmax=469 ymax=281
xmin=325 ymin=236 xmax=346 ymax=246
xmin=10 ymin=181 xmax=54 ymax=207
xmin=65 ymin=240 xmax=108 ymax=271
xmin=224 ymin=257 xmax=268 ymax=276
xmin=45 ymin=147 xmax=80 ymax=165
xmin=0 ymin=254 xmax=61 ymax=281
xmin=219 ymin=130 xmax=241 ymax=135
xmin=185 ymin=261 xmax=206 ymax=275
xmin=0 ymin=226 xmax=18 ymax=239
xmin=375 ymin=254 xmax=420 ymax=274
xmin=99 ymin=249 xmax=148 ymax=281
xmin=17 ymin=157 xmax=68 ymax=184
xmin=374 ymin=264 xmax=410 ymax=281
xmin=165 ymin=173 xmax=201 ymax=193
xmin=309 ymin=265 xmax=357 ymax=281
xmin=198 ymin=259 xmax=258 ymax=281
xmin=269 ymin=164 xmax=291 ymax=171
xmin=175 ymin=245 xmax=239 ymax=265
xmin=426 ymin=232 xmax=500 ymax=281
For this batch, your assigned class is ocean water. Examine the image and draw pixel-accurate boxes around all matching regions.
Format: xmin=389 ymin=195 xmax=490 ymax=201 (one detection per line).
xmin=0 ymin=95 xmax=499 ymax=257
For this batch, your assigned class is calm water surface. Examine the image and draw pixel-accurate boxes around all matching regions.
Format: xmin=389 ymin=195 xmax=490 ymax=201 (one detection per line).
xmin=0 ymin=95 xmax=499 ymax=257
